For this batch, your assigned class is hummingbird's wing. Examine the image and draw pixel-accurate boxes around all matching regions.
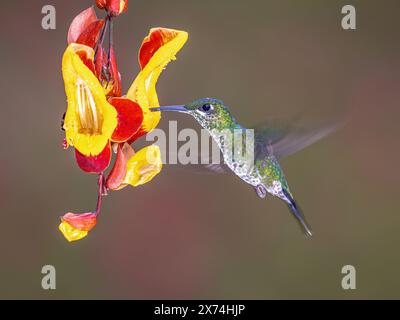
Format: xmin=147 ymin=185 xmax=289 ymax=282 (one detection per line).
xmin=166 ymin=163 xmax=230 ymax=175
xmin=163 ymin=150 xmax=230 ymax=175
xmin=254 ymin=115 xmax=347 ymax=160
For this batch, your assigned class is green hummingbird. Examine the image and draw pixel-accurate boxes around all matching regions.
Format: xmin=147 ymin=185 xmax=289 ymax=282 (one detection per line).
xmin=151 ymin=98 xmax=342 ymax=236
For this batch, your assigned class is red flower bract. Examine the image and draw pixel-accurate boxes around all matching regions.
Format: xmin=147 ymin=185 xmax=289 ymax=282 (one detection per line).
xmin=75 ymin=142 xmax=112 ymax=173
xmin=61 ymin=212 xmax=97 ymax=232
xmin=110 ymin=98 xmax=144 ymax=143
xmin=106 ymin=142 xmax=134 ymax=190
xmin=76 ymin=20 xmax=105 ymax=48
xmin=68 ymin=7 xmax=98 ymax=45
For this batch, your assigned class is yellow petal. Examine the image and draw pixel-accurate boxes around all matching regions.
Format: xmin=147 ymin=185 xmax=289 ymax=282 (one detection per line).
xmin=126 ymin=28 xmax=188 ymax=134
xmin=123 ymin=145 xmax=163 ymax=187
xmin=59 ymin=221 xmax=88 ymax=242
xmin=62 ymin=43 xmax=118 ymax=156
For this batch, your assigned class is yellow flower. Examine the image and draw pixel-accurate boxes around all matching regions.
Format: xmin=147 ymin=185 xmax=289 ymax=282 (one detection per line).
xmin=126 ymin=28 xmax=188 ymax=141
xmin=123 ymin=145 xmax=163 ymax=187
xmin=62 ymin=43 xmax=118 ymax=156
xmin=59 ymin=212 xmax=97 ymax=242
xmin=106 ymin=143 xmax=162 ymax=190
xmin=59 ymin=222 xmax=88 ymax=242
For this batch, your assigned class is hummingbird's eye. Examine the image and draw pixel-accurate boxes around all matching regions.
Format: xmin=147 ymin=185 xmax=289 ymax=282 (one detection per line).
xmin=200 ymin=104 xmax=213 ymax=112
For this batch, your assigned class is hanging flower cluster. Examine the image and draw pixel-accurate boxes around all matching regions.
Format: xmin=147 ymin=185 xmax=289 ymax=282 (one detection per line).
xmin=59 ymin=0 xmax=188 ymax=242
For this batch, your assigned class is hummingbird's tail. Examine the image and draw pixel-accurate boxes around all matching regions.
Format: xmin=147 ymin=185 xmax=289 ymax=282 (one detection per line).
xmin=282 ymin=189 xmax=313 ymax=237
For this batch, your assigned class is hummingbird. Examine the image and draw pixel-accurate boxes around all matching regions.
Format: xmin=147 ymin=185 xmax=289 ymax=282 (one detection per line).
xmin=151 ymin=98 xmax=342 ymax=236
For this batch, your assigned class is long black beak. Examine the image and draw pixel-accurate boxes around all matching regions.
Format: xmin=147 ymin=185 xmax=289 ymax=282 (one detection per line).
xmin=150 ymin=105 xmax=187 ymax=113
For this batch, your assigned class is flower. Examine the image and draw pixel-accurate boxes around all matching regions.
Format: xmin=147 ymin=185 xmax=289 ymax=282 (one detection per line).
xmin=95 ymin=0 xmax=107 ymax=9
xmin=96 ymin=0 xmax=128 ymax=17
xmin=123 ymin=145 xmax=163 ymax=187
xmin=59 ymin=4 xmax=188 ymax=242
xmin=59 ymin=173 xmax=104 ymax=242
xmin=59 ymin=212 xmax=97 ymax=242
xmin=104 ymin=27 xmax=188 ymax=189
xmin=75 ymin=141 xmax=112 ymax=173
xmin=127 ymin=28 xmax=189 ymax=142
xmin=106 ymin=143 xmax=162 ymax=190
xmin=62 ymin=43 xmax=118 ymax=158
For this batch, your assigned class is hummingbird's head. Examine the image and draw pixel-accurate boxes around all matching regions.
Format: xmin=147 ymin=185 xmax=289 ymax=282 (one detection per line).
xmin=150 ymin=98 xmax=238 ymax=131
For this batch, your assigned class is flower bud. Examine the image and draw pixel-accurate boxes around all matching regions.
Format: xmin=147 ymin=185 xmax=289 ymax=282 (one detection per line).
xmin=96 ymin=0 xmax=128 ymax=16
xmin=59 ymin=212 xmax=97 ymax=242
xmin=95 ymin=0 xmax=107 ymax=9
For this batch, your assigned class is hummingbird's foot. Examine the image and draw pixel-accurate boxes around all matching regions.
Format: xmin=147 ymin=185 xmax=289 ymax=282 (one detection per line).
xmin=255 ymin=184 xmax=267 ymax=199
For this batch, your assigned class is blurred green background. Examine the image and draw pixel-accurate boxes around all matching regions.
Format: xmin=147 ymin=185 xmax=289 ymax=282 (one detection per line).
xmin=0 ymin=0 xmax=399 ymax=299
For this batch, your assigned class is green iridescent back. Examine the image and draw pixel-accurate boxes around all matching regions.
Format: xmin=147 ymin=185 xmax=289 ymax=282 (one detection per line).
xmin=255 ymin=156 xmax=291 ymax=196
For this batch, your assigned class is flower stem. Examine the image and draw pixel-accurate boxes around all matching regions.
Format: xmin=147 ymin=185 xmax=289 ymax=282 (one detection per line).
xmin=108 ymin=16 xmax=113 ymax=65
xmin=94 ymin=15 xmax=110 ymax=62
xmin=95 ymin=172 xmax=104 ymax=216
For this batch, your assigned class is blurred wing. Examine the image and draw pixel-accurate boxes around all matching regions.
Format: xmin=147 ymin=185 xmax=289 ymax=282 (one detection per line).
xmin=254 ymin=115 xmax=346 ymax=160
xmin=167 ymin=163 xmax=229 ymax=175
xmin=164 ymin=150 xmax=230 ymax=175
